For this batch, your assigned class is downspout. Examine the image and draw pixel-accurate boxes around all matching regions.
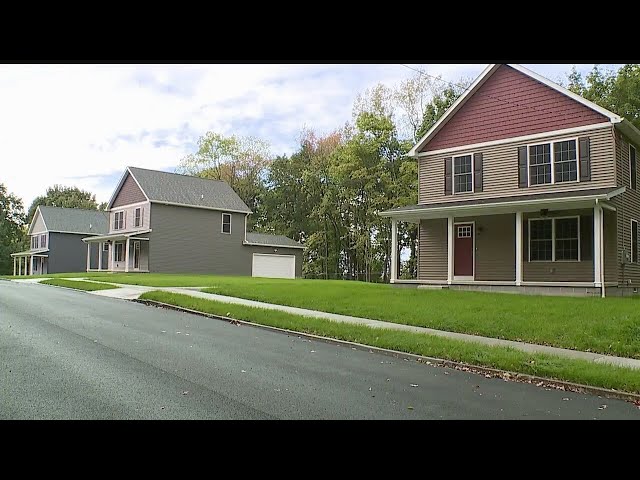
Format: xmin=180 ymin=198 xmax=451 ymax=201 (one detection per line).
xmin=596 ymin=199 xmax=606 ymax=298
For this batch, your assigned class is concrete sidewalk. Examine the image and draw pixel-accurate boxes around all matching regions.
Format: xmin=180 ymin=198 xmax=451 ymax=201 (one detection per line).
xmin=13 ymin=277 xmax=640 ymax=370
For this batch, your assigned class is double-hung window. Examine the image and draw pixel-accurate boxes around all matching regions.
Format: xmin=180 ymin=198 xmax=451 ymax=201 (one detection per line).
xmin=31 ymin=236 xmax=39 ymax=250
xmin=222 ymin=213 xmax=232 ymax=234
xmin=529 ymin=217 xmax=580 ymax=262
xmin=113 ymin=211 xmax=124 ymax=230
xmin=529 ymin=139 xmax=578 ymax=186
xmin=134 ymin=207 xmax=142 ymax=228
xmin=40 ymin=234 xmax=47 ymax=248
xmin=453 ymin=154 xmax=473 ymax=194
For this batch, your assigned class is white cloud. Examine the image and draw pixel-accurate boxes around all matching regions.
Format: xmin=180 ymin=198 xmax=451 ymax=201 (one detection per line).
xmin=0 ymin=63 xmax=616 ymax=210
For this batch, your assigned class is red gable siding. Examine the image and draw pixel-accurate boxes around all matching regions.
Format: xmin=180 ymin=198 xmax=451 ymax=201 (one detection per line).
xmin=112 ymin=172 xmax=147 ymax=207
xmin=422 ymin=65 xmax=608 ymax=152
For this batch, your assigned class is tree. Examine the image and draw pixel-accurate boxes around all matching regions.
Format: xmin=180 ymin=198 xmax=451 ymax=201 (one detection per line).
xmin=565 ymin=64 xmax=640 ymax=130
xmin=27 ymin=185 xmax=100 ymax=222
xmin=415 ymin=85 xmax=465 ymax=141
xmin=177 ymin=132 xmax=272 ymax=229
xmin=0 ymin=184 xmax=27 ymax=274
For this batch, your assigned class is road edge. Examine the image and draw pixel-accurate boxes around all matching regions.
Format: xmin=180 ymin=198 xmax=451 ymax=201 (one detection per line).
xmin=133 ymin=298 xmax=640 ymax=404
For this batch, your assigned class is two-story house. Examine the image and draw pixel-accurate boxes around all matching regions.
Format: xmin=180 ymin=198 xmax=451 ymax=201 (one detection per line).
xmin=381 ymin=64 xmax=640 ymax=297
xmin=12 ymin=205 xmax=108 ymax=275
xmin=82 ymin=167 xmax=304 ymax=278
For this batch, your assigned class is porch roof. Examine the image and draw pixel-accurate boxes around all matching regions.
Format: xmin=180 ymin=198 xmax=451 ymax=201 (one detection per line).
xmin=82 ymin=229 xmax=151 ymax=243
xmin=380 ymin=187 xmax=625 ymax=222
xmin=11 ymin=249 xmax=49 ymax=257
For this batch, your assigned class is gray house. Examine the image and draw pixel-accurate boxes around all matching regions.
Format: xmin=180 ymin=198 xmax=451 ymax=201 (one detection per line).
xmin=12 ymin=206 xmax=108 ymax=275
xmin=82 ymin=167 xmax=304 ymax=278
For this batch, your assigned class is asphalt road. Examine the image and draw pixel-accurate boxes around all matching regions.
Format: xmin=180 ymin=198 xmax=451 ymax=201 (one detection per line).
xmin=1 ymin=281 xmax=639 ymax=420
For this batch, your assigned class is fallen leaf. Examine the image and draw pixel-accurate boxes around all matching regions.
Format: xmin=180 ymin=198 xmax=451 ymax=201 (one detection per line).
xmin=536 ymin=381 xmax=544 ymax=387
xmin=410 ymin=384 xmax=419 ymax=388
xmin=485 ymin=374 xmax=492 ymax=378
xmin=598 ymin=404 xmax=607 ymax=410
xmin=176 ymin=331 xmax=181 ymax=334
xmin=185 ymin=333 xmax=190 ymax=336
xmin=369 ymin=387 xmax=372 ymax=391
xmin=407 ymin=406 xmax=414 ymax=410
xmin=161 ymin=330 xmax=166 ymax=333
xmin=310 ymin=350 xmax=316 ymax=353
xmin=562 ymin=398 xmax=569 ymax=401
xmin=182 ymin=391 xmax=189 ymax=395
xmin=93 ymin=340 xmax=98 ymax=343
xmin=444 ymin=372 xmax=450 ymax=375
xmin=241 ymin=370 xmax=247 ymax=373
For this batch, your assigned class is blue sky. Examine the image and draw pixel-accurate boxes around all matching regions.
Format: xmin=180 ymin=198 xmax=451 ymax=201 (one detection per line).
xmin=0 ymin=63 xmax=622 ymax=209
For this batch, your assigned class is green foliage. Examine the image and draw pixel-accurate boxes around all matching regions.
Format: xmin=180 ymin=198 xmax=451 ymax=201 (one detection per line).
xmin=40 ymin=278 xmax=119 ymax=291
xmin=0 ymin=183 xmax=27 ymax=274
xmin=140 ymin=290 xmax=640 ymax=393
xmin=566 ymin=64 xmax=640 ymax=129
xmin=177 ymin=132 xmax=271 ymax=229
xmin=27 ymin=185 xmax=100 ymax=221
xmin=415 ymin=86 xmax=464 ymax=140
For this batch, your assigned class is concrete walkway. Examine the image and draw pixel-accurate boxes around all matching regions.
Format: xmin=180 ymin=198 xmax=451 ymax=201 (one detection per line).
xmin=12 ymin=277 xmax=640 ymax=370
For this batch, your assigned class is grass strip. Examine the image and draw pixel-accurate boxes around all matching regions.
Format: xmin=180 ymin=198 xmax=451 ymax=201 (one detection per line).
xmin=40 ymin=278 xmax=119 ymax=291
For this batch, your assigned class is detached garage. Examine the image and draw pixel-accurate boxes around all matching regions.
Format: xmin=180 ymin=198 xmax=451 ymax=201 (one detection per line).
xmin=243 ymin=233 xmax=304 ymax=279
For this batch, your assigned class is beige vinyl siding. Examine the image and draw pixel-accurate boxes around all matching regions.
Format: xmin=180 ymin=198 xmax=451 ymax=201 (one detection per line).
xmin=30 ymin=210 xmax=47 ymax=233
xmin=604 ymin=209 xmax=617 ymax=283
xmin=109 ymin=202 xmax=151 ymax=235
xmin=418 ymin=219 xmax=447 ymax=281
xmin=419 ymin=125 xmax=616 ymax=205
xmin=611 ymin=134 xmax=640 ymax=285
xmin=457 ymin=214 xmax=515 ymax=281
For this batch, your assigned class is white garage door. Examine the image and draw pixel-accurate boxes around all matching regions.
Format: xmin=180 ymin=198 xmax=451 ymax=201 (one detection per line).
xmin=252 ymin=254 xmax=296 ymax=279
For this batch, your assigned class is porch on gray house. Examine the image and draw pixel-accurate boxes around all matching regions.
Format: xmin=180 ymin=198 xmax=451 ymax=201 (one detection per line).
xmin=82 ymin=231 xmax=150 ymax=273
xmin=382 ymin=188 xmax=625 ymax=297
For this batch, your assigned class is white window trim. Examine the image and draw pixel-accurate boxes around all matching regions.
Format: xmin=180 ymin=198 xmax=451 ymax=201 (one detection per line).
xmin=528 ymin=216 xmax=581 ymax=263
xmin=102 ymin=242 xmax=109 ymax=252
xmin=632 ymin=219 xmax=638 ymax=264
xmin=452 ymin=153 xmax=475 ymax=195
xmin=630 ymin=144 xmax=637 ymax=190
xmin=113 ymin=210 xmax=125 ymax=231
xmin=221 ymin=213 xmax=232 ymax=234
xmin=134 ymin=207 xmax=142 ymax=228
xmin=527 ymin=137 xmax=580 ymax=187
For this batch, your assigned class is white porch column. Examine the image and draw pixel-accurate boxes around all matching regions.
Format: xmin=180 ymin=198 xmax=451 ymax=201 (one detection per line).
xmin=18 ymin=257 xmax=22 ymax=276
xmin=594 ymin=205 xmax=602 ymax=288
xmin=29 ymin=256 xmax=34 ymax=276
xmin=390 ymin=219 xmax=398 ymax=284
xmin=124 ymin=238 xmax=130 ymax=273
xmin=447 ymin=216 xmax=454 ymax=284
xmin=86 ymin=242 xmax=91 ymax=272
xmin=98 ymin=243 xmax=103 ymax=271
xmin=515 ymin=212 xmax=523 ymax=286
xmin=13 ymin=257 xmax=16 ymax=276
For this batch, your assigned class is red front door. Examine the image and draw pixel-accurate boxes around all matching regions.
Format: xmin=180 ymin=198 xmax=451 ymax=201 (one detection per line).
xmin=454 ymin=223 xmax=474 ymax=277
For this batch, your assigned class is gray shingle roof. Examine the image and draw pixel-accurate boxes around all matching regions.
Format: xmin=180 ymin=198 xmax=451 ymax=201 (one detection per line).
xmin=246 ymin=232 xmax=304 ymax=249
xmin=128 ymin=167 xmax=252 ymax=213
xmin=37 ymin=206 xmax=109 ymax=235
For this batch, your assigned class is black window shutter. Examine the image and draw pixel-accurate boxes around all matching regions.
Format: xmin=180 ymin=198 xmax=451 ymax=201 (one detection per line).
xmin=444 ymin=157 xmax=453 ymax=195
xmin=474 ymin=153 xmax=483 ymax=192
xmin=518 ymin=146 xmax=528 ymax=188
xmin=580 ymin=215 xmax=593 ymax=261
xmin=579 ymin=137 xmax=591 ymax=182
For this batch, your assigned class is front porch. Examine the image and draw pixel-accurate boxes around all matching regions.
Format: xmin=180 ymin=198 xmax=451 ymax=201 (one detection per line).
xmin=82 ymin=232 xmax=150 ymax=273
xmin=384 ymin=188 xmax=624 ymax=297
xmin=10 ymin=250 xmax=49 ymax=276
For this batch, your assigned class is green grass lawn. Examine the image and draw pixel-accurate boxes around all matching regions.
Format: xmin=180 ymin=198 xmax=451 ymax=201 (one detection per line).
xmin=139 ymin=290 xmax=640 ymax=394
xmin=8 ymin=272 xmax=640 ymax=360
xmin=40 ymin=278 xmax=119 ymax=291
